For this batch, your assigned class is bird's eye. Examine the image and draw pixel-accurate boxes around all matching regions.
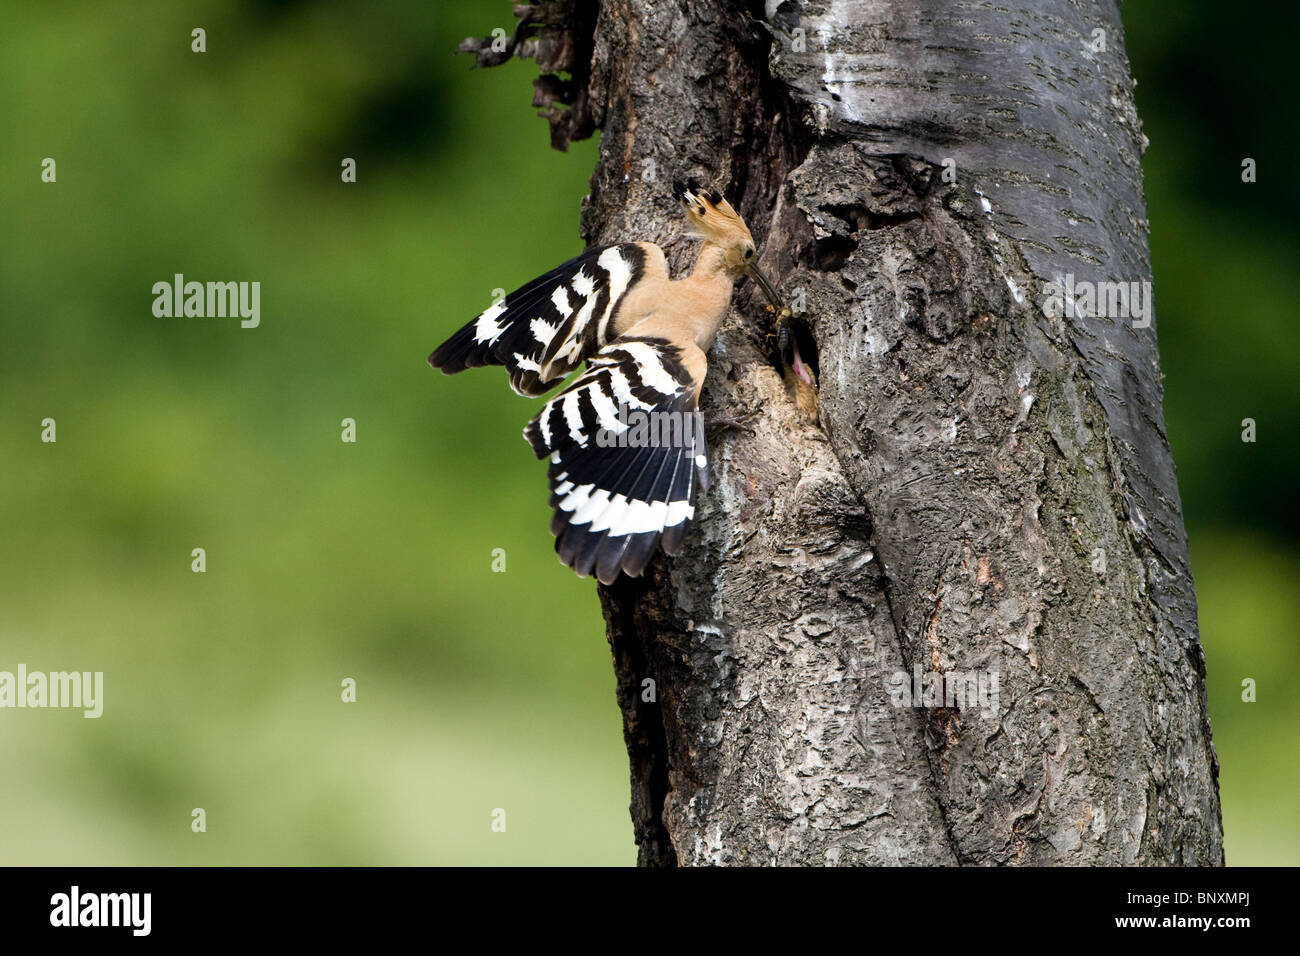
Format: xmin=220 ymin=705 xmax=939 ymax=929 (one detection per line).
xmin=744 ymin=247 xmax=755 ymax=259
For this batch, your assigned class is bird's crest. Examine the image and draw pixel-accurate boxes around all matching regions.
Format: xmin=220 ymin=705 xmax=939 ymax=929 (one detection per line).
xmin=673 ymin=178 xmax=751 ymax=244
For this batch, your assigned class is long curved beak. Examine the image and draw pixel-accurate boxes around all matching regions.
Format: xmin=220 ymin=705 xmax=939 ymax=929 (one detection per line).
xmin=746 ymin=262 xmax=784 ymax=311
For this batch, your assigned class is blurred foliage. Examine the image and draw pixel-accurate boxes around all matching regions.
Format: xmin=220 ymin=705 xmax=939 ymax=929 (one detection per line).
xmin=1 ymin=0 xmax=623 ymax=865
xmin=1125 ymin=2 xmax=1300 ymax=865
xmin=0 ymin=0 xmax=1293 ymax=865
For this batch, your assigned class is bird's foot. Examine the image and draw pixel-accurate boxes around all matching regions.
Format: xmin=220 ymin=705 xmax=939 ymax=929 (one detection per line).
xmin=707 ymin=408 xmax=760 ymax=440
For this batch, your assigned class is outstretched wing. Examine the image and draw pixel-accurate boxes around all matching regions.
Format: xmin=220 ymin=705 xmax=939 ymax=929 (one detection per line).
xmin=523 ymin=337 xmax=710 ymax=585
xmin=429 ymin=242 xmax=657 ymax=397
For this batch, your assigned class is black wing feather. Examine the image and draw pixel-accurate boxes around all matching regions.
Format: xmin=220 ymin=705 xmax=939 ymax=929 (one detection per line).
xmin=526 ymin=337 xmax=710 ymax=584
xmin=429 ymin=243 xmax=648 ymax=396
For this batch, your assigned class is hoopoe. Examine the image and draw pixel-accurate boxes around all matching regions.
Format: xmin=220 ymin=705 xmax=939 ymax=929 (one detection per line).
xmin=429 ymin=180 xmax=813 ymax=585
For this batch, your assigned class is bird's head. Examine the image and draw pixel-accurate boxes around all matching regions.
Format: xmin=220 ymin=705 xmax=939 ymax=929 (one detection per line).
xmin=674 ymin=179 xmax=760 ymax=277
xmin=674 ymin=178 xmax=783 ymax=307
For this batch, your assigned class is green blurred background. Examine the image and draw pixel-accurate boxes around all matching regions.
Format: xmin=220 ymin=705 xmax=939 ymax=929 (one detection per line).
xmin=0 ymin=1 xmax=1294 ymax=865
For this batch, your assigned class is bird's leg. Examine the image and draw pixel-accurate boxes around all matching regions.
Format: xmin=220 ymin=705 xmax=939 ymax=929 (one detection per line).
xmin=707 ymin=406 xmax=760 ymax=440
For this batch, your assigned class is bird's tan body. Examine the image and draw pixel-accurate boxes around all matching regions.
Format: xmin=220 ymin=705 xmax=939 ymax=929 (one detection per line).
xmin=611 ymin=241 xmax=738 ymax=399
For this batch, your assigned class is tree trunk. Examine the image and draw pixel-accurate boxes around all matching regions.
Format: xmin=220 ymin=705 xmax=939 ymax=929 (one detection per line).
xmin=481 ymin=0 xmax=1224 ymax=865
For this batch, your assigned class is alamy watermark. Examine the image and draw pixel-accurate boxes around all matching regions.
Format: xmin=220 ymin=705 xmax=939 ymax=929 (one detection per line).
xmin=152 ymin=274 xmax=260 ymax=328
xmin=595 ymin=405 xmax=701 ymax=449
xmin=887 ymin=665 xmax=1000 ymax=719
xmin=0 ymin=665 xmax=103 ymax=717
xmin=50 ymin=886 xmax=150 ymax=936
xmin=1041 ymin=274 xmax=1152 ymax=328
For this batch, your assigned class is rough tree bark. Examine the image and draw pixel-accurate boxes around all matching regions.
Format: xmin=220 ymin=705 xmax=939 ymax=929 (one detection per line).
xmin=469 ymin=0 xmax=1223 ymax=865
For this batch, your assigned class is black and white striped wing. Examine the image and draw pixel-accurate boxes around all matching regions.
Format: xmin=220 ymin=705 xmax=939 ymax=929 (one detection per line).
xmin=522 ymin=337 xmax=710 ymax=585
xmin=429 ymin=243 xmax=653 ymax=397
